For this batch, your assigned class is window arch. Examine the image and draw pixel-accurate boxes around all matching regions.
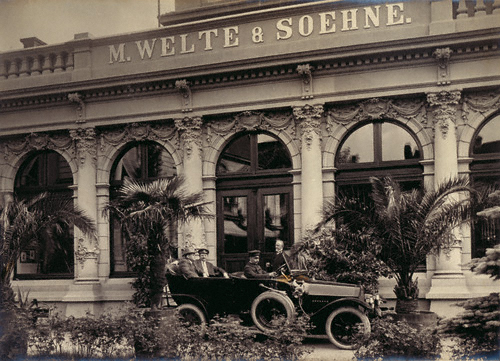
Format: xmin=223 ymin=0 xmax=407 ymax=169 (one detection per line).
xmin=14 ymin=150 xmax=74 ymax=278
xmin=216 ymin=131 xmax=293 ymax=272
xmin=335 ymin=120 xmax=423 ymax=202
xmin=470 ymin=113 xmax=500 ymax=257
xmin=109 ymin=141 xmax=177 ymax=274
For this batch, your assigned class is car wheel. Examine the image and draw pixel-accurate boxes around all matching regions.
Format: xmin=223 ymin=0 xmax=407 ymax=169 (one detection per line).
xmin=251 ymin=291 xmax=296 ymax=332
xmin=325 ymin=306 xmax=370 ymax=350
xmin=177 ymin=303 xmax=206 ymax=330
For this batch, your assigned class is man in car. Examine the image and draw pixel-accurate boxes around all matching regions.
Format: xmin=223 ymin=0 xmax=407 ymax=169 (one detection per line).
xmin=244 ymin=250 xmax=276 ymax=278
xmin=195 ymin=248 xmax=229 ymax=278
xmin=178 ymin=248 xmax=199 ymax=278
xmin=269 ymin=239 xmax=288 ymax=273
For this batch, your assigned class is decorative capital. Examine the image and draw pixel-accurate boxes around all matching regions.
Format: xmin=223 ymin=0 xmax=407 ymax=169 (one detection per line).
xmin=175 ymin=116 xmax=203 ymax=159
xmin=293 ymin=104 xmax=323 ymax=149
xmin=70 ymin=127 xmax=97 ymax=165
xmin=433 ymin=47 xmax=452 ymax=86
xmin=297 ymin=64 xmax=314 ymax=100
xmin=175 ymin=79 xmax=193 ymax=112
xmin=68 ymin=92 xmax=86 ymax=123
xmin=427 ymin=90 xmax=461 ymax=139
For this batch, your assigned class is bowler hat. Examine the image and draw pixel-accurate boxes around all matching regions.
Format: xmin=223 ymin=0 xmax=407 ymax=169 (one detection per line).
xmin=182 ymin=248 xmax=197 ymax=257
xmin=248 ymin=250 xmax=261 ymax=257
xmin=197 ymin=248 xmax=209 ymax=254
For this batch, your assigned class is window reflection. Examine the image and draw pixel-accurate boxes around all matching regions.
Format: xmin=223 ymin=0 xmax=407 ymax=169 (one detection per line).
xmin=257 ymin=134 xmax=292 ymax=170
xmin=263 ymin=194 xmax=289 ymax=252
xmin=382 ymin=123 xmax=420 ymax=161
xmin=338 ymin=124 xmax=374 ymax=163
xmin=473 ymin=115 xmax=500 ymax=154
xmin=217 ymin=134 xmax=251 ymax=174
xmin=223 ymin=196 xmax=248 ymax=253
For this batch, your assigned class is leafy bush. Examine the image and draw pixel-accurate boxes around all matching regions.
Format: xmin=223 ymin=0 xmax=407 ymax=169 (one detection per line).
xmin=438 ymin=293 xmax=500 ymax=359
xmin=299 ymin=227 xmax=390 ymax=293
xmin=354 ymin=315 xmax=442 ymax=361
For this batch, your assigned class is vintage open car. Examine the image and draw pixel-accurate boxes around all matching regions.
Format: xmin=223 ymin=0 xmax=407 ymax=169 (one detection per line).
xmin=165 ymin=260 xmax=381 ymax=350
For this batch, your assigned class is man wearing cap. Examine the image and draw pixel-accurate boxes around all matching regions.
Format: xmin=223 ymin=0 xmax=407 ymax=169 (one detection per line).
xmin=194 ymin=248 xmax=229 ymax=278
xmin=178 ymin=248 xmax=199 ymax=278
xmin=244 ymin=250 xmax=275 ymax=278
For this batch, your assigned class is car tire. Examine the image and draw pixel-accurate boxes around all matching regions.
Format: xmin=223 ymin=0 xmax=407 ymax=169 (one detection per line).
xmin=251 ymin=291 xmax=296 ymax=332
xmin=325 ymin=306 xmax=370 ymax=350
xmin=177 ymin=303 xmax=207 ymax=330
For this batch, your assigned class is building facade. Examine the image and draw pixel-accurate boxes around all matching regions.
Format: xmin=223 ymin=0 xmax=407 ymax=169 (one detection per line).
xmin=1 ymin=0 xmax=499 ymax=317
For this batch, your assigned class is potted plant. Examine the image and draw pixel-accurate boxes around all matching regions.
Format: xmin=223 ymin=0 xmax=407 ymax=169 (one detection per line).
xmin=320 ymin=176 xmax=474 ymax=314
xmin=105 ymin=176 xmax=210 ymax=310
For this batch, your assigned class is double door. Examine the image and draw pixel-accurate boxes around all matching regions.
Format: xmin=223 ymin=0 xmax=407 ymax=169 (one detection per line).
xmin=216 ymin=186 xmax=293 ymax=273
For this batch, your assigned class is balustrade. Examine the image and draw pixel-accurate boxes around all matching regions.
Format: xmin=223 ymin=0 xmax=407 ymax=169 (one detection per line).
xmin=0 ymin=49 xmax=74 ymax=80
xmin=455 ymin=0 xmax=500 ymax=18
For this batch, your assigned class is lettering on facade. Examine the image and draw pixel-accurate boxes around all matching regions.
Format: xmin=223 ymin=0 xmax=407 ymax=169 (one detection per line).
xmin=109 ymin=3 xmax=411 ymax=64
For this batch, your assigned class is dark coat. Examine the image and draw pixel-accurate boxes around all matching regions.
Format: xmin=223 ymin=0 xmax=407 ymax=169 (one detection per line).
xmin=244 ymin=262 xmax=271 ymax=278
xmin=178 ymin=258 xmax=199 ymax=278
xmin=194 ymin=259 xmax=226 ymax=277
xmin=272 ymin=252 xmax=286 ymax=272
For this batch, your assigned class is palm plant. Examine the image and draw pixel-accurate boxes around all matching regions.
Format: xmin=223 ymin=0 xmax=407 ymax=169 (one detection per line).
xmin=321 ymin=176 xmax=474 ymax=312
xmin=1 ymin=193 xmax=96 ymax=297
xmin=105 ymin=176 xmax=211 ymax=310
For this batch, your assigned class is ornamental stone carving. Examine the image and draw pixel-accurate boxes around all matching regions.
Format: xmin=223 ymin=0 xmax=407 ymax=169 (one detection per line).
xmin=99 ymin=122 xmax=178 ymax=153
xmin=68 ymin=92 xmax=86 ymax=123
xmin=206 ymin=109 xmax=295 ymax=143
xmin=433 ymin=47 xmax=452 ymax=86
xmin=462 ymin=89 xmax=500 ymax=121
xmin=75 ymin=238 xmax=100 ymax=270
xmin=70 ymin=127 xmax=97 ymax=165
xmin=297 ymin=64 xmax=314 ymax=100
xmin=293 ymin=104 xmax=324 ymax=150
xmin=175 ymin=116 xmax=203 ymax=159
xmin=175 ymin=79 xmax=193 ymax=112
xmin=326 ymin=97 xmax=427 ymax=128
xmin=427 ymin=90 xmax=462 ymax=139
xmin=1 ymin=131 xmax=74 ymax=161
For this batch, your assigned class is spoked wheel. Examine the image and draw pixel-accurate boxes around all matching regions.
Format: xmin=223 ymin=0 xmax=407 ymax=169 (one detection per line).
xmin=176 ymin=303 xmax=207 ymax=332
xmin=325 ymin=306 xmax=370 ymax=350
xmin=250 ymin=291 xmax=295 ymax=332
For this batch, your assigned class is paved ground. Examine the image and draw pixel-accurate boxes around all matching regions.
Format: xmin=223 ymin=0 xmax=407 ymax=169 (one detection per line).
xmin=300 ymin=338 xmax=355 ymax=361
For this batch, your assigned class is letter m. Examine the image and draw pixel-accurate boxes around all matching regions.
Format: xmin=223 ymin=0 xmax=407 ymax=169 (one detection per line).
xmin=109 ymin=44 xmax=126 ymax=64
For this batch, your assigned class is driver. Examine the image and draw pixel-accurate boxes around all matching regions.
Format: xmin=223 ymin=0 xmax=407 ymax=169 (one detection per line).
xmin=244 ymin=250 xmax=276 ymax=278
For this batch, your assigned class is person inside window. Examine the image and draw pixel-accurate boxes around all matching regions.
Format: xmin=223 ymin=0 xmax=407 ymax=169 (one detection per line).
xmin=244 ymin=250 xmax=275 ymax=278
xmin=194 ymin=248 xmax=229 ymax=278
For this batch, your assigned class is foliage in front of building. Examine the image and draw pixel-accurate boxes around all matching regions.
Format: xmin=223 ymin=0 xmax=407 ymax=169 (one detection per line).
xmin=298 ymin=226 xmax=390 ymax=294
xmin=438 ymin=293 xmax=500 ymax=359
xmin=25 ymin=303 xmax=311 ymax=360
xmin=354 ymin=315 xmax=442 ymax=361
xmin=469 ymin=244 xmax=500 ymax=281
xmin=319 ymin=176 xmax=474 ymax=307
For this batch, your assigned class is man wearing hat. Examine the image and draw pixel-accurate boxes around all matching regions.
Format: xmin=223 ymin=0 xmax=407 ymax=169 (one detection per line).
xmin=178 ymin=248 xmax=199 ymax=278
xmin=194 ymin=248 xmax=229 ymax=278
xmin=244 ymin=250 xmax=276 ymax=278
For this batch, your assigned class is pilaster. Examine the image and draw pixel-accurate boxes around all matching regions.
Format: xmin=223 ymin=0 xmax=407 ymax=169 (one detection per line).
xmin=293 ymin=104 xmax=324 ymax=232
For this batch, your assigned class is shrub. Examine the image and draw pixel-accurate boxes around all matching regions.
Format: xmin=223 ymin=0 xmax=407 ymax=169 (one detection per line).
xmin=438 ymin=293 xmax=500 ymax=359
xmin=354 ymin=315 xmax=442 ymax=361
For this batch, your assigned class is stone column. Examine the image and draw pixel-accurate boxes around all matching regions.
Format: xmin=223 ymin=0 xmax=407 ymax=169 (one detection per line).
xmin=175 ymin=116 xmax=205 ymax=250
xmin=426 ymin=90 xmax=469 ymax=305
xmin=69 ymin=127 xmax=99 ymax=283
xmin=293 ymin=104 xmax=324 ymax=232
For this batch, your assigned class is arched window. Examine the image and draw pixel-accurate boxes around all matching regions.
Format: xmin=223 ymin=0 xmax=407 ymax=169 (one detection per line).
xmin=470 ymin=114 xmax=500 ymax=257
xmin=335 ymin=120 xmax=423 ymax=200
xmin=109 ymin=141 xmax=177 ymax=274
xmin=14 ymin=150 xmax=74 ymax=278
xmin=216 ymin=132 xmax=293 ymax=272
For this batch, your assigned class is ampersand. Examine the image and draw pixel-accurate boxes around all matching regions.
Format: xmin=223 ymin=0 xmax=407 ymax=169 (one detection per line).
xmin=252 ymin=27 xmax=264 ymax=43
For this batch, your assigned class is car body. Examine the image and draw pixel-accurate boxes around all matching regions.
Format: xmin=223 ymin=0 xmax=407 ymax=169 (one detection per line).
xmin=165 ymin=265 xmax=380 ymax=349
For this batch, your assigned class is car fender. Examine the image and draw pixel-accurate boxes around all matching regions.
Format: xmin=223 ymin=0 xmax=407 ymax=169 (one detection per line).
xmin=309 ymin=297 xmax=372 ymax=321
